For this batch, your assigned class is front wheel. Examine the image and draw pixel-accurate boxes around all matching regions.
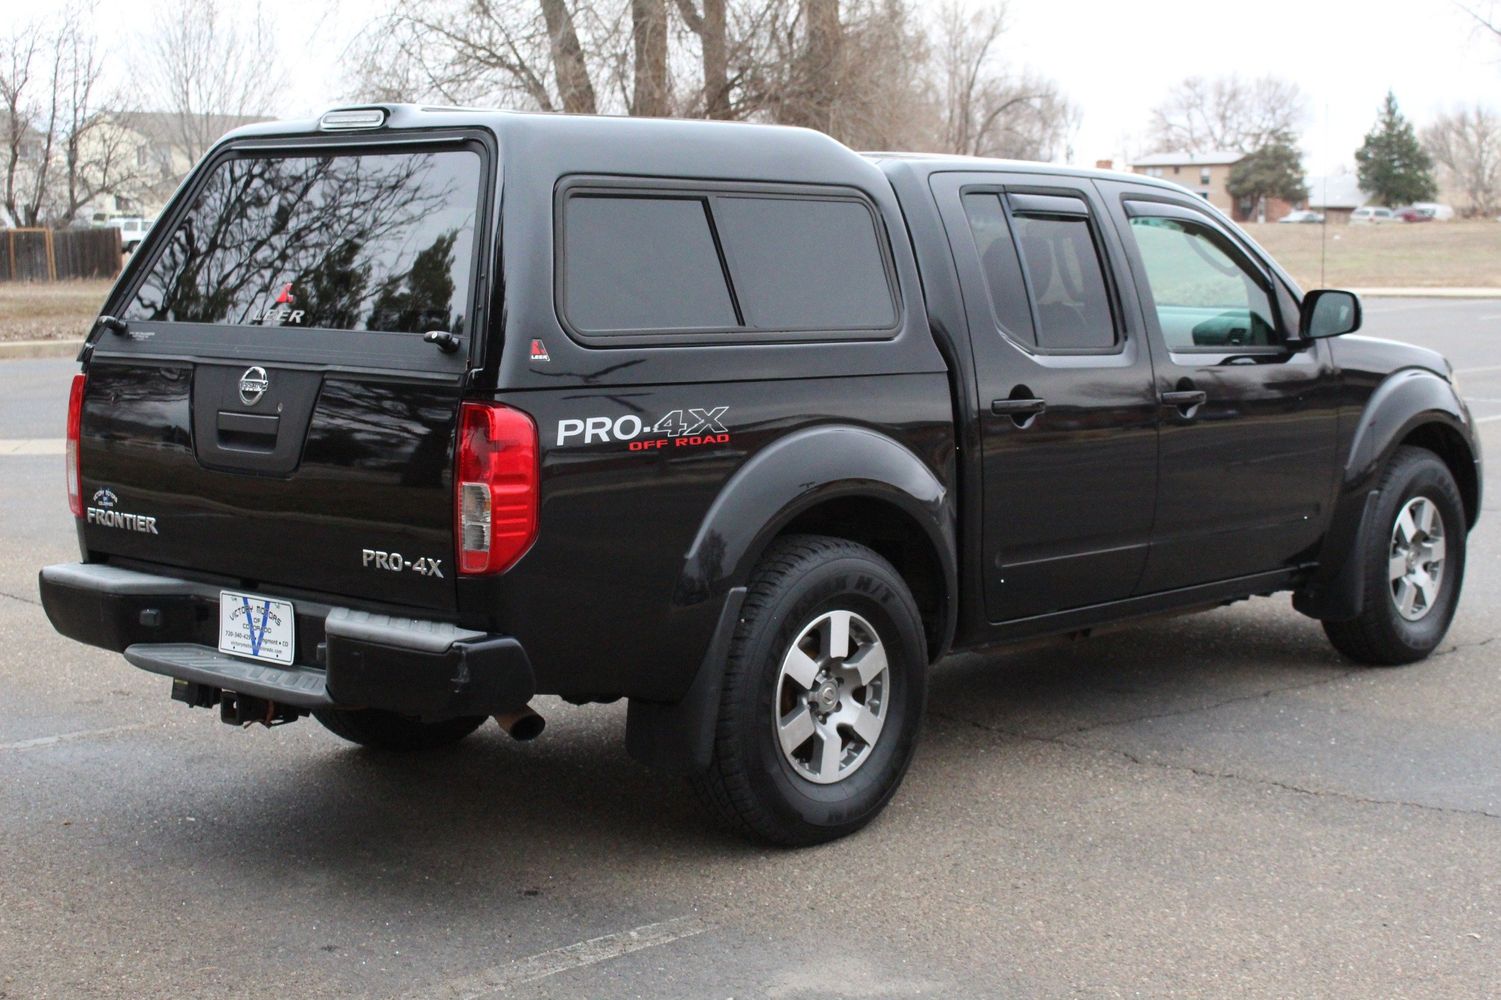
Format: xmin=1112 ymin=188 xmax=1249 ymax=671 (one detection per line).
xmin=1323 ymin=446 xmax=1467 ymax=665
xmin=692 ymin=535 xmax=928 ymax=846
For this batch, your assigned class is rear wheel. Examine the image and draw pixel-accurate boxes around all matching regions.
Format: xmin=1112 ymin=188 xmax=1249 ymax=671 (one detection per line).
xmin=313 ymin=708 xmax=488 ymax=751
xmin=1323 ymin=446 xmax=1467 ymax=665
xmin=692 ymin=535 xmax=928 ymax=846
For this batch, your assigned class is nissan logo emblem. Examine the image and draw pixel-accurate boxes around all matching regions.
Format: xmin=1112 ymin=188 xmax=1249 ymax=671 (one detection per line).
xmin=239 ymin=366 xmax=270 ymax=406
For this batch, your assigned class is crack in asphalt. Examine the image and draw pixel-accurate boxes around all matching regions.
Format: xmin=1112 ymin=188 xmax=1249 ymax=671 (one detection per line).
xmin=936 ymin=687 xmax=1501 ymax=824
xmin=1040 ymin=668 xmax=1363 ymax=740
xmin=0 ymin=587 xmax=40 ymax=607
xmin=1429 ymin=634 xmax=1499 ymax=659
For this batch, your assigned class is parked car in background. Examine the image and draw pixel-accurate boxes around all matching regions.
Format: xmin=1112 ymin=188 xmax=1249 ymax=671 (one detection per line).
xmin=1350 ymin=207 xmax=1399 ymax=224
xmin=103 ymin=217 xmax=154 ymax=253
xmin=1396 ymin=203 xmax=1454 ymax=223
xmin=1279 ymin=210 xmax=1325 ymax=224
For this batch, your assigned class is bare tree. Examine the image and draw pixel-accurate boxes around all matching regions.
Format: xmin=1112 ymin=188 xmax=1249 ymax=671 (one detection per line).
xmin=55 ymin=13 xmax=147 ymax=225
xmin=672 ymin=0 xmax=731 ymax=117
xmin=1454 ymin=1 xmax=1501 ymax=40
xmin=141 ymin=0 xmax=288 ymax=163
xmin=932 ymin=1 xmax=1075 ymax=161
xmin=1147 ymin=74 xmax=1307 ymax=154
xmin=347 ymin=0 xmax=1070 ymax=161
xmin=1 ymin=19 xmax=59 ymax=226
xmin=1424 ymin=105 xmax=1501 ymax=217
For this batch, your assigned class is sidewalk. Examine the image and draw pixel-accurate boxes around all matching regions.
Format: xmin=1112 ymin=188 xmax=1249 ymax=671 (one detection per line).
xmin=1350 ymin=287 xmax=1501 ymax=299
xmin=0 ymin=339 xmax=79 ymax=360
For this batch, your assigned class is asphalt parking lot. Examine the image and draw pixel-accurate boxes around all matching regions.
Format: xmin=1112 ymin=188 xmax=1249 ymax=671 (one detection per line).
xmin=2 ymin=299 xmax=1499 ymax=999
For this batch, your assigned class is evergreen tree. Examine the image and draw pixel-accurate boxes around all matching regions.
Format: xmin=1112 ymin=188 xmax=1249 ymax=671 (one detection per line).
xmin=1355 ymin=91 xmax=1437 ymax=206
xmin=1227 ymin=130 xmax=1309 ymax=218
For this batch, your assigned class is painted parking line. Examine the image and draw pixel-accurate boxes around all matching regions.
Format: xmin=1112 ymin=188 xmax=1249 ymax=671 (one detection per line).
xmin=1455 ymin=365 xmax=1501 ymax=377
xmin=0 ymin=723 xmax=151 ymax=752
xmin=405 ymin=915 xmax=711 ymax=1000
xmin=0 ymin=438 xmax=64 ymax=456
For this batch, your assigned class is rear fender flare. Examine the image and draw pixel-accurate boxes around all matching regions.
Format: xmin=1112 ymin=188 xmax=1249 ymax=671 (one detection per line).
xmin=628 ymin=425 xmax=955 ymax=774
xmin=672 ymin=425 xmax=955 ymax=615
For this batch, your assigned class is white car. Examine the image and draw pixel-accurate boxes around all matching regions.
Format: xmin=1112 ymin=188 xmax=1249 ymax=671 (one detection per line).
xmin=105 ymin=217 xmax=154 ymax=253
xmin=1349 ymin=206 xmax=1398 ymax=224
xmin=1279 ymin=210 xmax=1325 ymax=224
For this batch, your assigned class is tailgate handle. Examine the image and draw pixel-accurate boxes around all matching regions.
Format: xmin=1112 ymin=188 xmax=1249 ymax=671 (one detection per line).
xmin=217 ymin=411 xmax=280 ymax=451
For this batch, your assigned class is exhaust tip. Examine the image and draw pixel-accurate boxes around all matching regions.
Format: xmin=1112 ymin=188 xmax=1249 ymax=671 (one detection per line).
xmin=494 ymin=706 xmax=545 ymax=742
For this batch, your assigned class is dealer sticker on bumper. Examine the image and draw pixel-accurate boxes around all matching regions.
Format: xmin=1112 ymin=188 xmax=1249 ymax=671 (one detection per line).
xmin=219 ymin=590 xmax=295 ymax=665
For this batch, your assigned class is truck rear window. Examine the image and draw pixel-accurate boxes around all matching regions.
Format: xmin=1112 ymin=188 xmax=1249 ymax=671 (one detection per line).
xmin=125 ymin=149 xmax=482 ymax=334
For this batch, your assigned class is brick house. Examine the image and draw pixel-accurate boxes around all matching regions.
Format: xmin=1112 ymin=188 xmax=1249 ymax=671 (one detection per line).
xmin=1129 ymin=150 xmax=1297 ymax=222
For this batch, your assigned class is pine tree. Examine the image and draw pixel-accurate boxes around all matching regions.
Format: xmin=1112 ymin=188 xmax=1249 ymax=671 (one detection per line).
xmin=1355 ymin=91 xmax=1437 ymax=206
xmin=1227 ymin=130 xmax=1309 ymax=219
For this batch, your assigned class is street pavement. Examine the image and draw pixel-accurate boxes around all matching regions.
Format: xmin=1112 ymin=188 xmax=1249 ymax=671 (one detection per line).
xmin=1 ymin=299 xmax=1499 ymax=999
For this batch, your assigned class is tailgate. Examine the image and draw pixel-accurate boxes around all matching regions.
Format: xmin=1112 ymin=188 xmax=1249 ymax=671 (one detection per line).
xmin=77 ymin=138 xmax=492 ymax=613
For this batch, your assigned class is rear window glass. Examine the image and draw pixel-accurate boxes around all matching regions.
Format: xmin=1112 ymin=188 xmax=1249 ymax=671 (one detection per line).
xmin=713 ymin=196 xmax=895 ymax=331
xmin=126 ymin=149 xmax=482 ymax=334
xmin=561 ymin=196 xmax=738 ymax=332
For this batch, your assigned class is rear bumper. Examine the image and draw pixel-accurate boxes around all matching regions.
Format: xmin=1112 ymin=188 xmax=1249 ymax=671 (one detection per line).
xmin=38 ymin=562 xmax=534 ymax=720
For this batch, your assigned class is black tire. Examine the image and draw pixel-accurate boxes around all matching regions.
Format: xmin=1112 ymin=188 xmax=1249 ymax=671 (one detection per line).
xmin=312 ymin=708 xmax=488 ymax=751
xmin=1323 ymin=446 xmax=1467 ymax=665
xmin=691 ymin=535 xmax=928 ymax=846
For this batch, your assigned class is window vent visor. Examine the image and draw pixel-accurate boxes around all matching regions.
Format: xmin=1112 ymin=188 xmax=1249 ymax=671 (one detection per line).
xmin=456 ymin=402 xmax=538 ymax=575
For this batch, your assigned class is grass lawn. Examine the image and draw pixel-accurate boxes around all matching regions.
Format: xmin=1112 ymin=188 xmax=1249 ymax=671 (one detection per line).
xmin=0 ymin=279 xmax=113 ymax=342
xmin=1242 ymin=220 xmax=1501 ymax=290
xmin=1 ymin=222 xmax=1498 ymax=344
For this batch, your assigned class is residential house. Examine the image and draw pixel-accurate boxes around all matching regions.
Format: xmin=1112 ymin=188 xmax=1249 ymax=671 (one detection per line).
xmin=80 ymin=111 xmax=270 ymax=222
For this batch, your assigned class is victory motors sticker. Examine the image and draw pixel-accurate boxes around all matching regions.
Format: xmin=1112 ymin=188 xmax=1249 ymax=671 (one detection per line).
xmin=85 ymin=488 xmax=159 ymax=534
xmin=556 ymin=407 xmax=731 ymax=452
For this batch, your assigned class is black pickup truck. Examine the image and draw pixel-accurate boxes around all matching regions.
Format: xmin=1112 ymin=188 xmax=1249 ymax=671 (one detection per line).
xmin=40 ymin=105 xmax=1480 ymax=845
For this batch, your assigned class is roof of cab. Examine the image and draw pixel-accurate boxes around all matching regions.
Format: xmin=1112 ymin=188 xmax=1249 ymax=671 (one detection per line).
xmin=862 ymin=149 xmax=1202 ymax=199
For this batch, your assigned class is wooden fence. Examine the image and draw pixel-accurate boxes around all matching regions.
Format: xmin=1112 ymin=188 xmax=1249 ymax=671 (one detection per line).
xmin=0 ymin=227 xmax=122 ymax=282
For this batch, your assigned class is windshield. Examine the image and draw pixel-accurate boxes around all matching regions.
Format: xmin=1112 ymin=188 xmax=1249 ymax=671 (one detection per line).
xmin=125 ymin=148 xmax=482 ymax=335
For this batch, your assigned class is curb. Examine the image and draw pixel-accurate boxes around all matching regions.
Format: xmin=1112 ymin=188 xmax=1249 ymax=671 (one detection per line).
xmin=0 ymin=340 xmax=81 ymax=360
xmin=1350 ymin=288 xmax=1501 ymax=299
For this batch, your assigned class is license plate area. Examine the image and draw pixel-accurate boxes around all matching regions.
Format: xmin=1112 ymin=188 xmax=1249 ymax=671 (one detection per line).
xmin=218 ymin=590 xmax=296 ymax=665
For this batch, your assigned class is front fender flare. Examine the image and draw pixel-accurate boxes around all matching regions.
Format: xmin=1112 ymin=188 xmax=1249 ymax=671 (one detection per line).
xmin=1295 ymin=367 xmax=1478 ymax=621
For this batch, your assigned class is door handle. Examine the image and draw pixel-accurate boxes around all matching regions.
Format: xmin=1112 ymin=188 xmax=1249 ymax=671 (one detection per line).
xmin=991 ymin=397 xmax=1047 ymax=416
xmin=1160 ymin=389 xmax=1207 ymax=417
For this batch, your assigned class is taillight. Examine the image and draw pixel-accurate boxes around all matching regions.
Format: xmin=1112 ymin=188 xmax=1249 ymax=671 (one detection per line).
xmin=456 ymin=401 xmax=539 ymax=575
xmin=66 ymin=373 xmax=86 ymax=517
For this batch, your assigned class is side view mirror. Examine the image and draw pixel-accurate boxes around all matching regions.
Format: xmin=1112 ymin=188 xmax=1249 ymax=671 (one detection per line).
xmin=1300 ymin=289 xmax=1362 ymax=340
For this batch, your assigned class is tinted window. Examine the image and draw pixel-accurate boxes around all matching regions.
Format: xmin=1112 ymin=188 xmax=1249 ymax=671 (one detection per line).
xmin=128 ymin=150 xmax=481 ymax=334
xmin=562 ymin=196 xmax=738 ymax=333
xmin=714 ymin=196 xmax=894 ymax=330
xmin=1127 ymin=215 xmax=1277 ymax=350
xmin=1010 ymin=210 xmax=1116 ymax=350
xmin=961 ymin=192 xmax=1036 ymax=346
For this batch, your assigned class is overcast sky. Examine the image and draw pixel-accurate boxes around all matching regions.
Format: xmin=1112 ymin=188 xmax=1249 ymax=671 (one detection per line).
xmin=48 ymin=0 xmax=1501 ymax=174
